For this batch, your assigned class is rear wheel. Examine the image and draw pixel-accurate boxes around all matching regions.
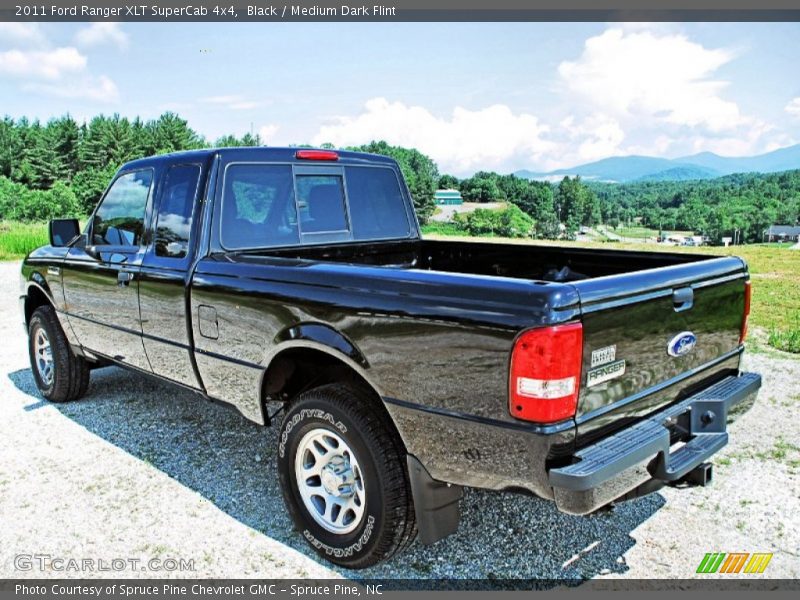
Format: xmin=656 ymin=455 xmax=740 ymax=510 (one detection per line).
xmin=277 ymin=383 xmax=417 ymax=568
xmin=28 ymin=305 xmax=90 ymax=402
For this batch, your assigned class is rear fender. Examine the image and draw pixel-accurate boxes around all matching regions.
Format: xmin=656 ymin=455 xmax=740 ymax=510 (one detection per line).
xmin=262 ymin=323 xmax=379 ymax=408
xmin=272 ymin=322 xmax=369 ymax=369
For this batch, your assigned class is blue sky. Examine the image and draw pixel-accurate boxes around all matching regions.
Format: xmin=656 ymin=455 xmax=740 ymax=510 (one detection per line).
xmin=1 ymin=21 xmax=799 ymax=176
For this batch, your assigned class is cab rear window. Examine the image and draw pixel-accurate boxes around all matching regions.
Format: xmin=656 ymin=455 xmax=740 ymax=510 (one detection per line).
xmin=220 ymin=164 xmax=411 ymax=249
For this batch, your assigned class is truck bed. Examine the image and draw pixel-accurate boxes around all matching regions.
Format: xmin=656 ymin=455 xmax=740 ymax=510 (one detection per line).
xmin=267 ymin=238 xmax=708 ymax=281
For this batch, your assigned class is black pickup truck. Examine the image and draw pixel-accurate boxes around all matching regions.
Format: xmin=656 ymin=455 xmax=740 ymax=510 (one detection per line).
xmin=20 ymin=148 xmax=760 ymax=567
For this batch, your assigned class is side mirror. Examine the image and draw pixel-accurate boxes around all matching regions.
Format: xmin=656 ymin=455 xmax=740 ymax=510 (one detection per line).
xmin=49 ymin=219 xmax=81 ymax=247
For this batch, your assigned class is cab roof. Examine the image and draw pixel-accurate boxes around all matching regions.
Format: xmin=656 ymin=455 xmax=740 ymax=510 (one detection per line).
xmin=120 ymin=147 xmax=398 ymax=171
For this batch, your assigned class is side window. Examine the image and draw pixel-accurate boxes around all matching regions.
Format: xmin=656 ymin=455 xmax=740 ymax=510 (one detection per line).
xmin=155 ymin=165 xmax=201 ymax=259
xmin=345 ymin=167 xmax=411 ymax=240
xmin=221 ymin=164 xmax=298 ymax=249
xmin=92 ymin=170 xmax=153 ymax=247
xmin=295 ymin=175 xmax=348 ymax=233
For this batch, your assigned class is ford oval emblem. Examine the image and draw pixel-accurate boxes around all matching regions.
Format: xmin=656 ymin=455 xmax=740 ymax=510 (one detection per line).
xmin=667 ymin=331 xmax=697 ymax=357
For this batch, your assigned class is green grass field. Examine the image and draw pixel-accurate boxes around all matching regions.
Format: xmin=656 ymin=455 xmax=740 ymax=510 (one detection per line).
xmin=0 ymin=221 xmax=48 ymax=261
xmin=610 ymin=226 xmax=694 ymax=240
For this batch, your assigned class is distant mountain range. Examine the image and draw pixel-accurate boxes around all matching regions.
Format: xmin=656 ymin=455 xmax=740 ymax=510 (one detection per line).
xmin=515 ymin=143 xmax=800 ymax=183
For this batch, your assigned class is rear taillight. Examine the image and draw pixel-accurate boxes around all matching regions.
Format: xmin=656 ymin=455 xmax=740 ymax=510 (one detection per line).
xmin=740 ymin=280 xmax=751 ymax=344
xmin=295 ymin=149 xmax=339 ymax=161
xmin=509 ymin=323 xmax=583 ymax=424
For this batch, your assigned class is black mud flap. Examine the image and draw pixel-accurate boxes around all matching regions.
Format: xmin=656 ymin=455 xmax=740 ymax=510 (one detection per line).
xmin=406 ymin=455 xmax=464 ymax=545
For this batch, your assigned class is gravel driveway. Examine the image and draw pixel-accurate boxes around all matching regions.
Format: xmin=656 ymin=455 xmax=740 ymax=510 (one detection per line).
xmin=1 ymin=260 xmax=798 ymax=582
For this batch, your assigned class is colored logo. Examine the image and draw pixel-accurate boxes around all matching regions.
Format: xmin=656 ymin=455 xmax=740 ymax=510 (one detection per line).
xmin=696 ymin=552 xmax=773 ymax=574
xmin=667 ymin=331 xmax=697 ymax=357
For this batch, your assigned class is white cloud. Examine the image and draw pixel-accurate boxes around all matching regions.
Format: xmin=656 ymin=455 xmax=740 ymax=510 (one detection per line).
xmin=201 ymin=95 xmax=261 ymax=110
xmin=559 ymin=114 xmax=626 ymax=163
xmin=683 ymin=120 xmax=780 ymax=156
xmin=787 ymin=97 xmax=800 ymax=118
xmin=259 ymin=124 xmax=279 ymax=142
xmin=0 ymin=24 xmax=120 ymax=104
xmin=312 ymin=98 xmax=553 ymax=175
xmin=0 ymin=47 xmax=86 ymax=80
xmin=558 ymin=28 xmax=745 ymax=133
xmin=0 ymin=44 xmax=118 ymax=102
xmin=24 ymin=75 xmax=120 ymax=103
xmin=74 ymin=23 xmax=129 ymax=49
xmin=0 ymin=23 xmax=47 ymax=48
xmin=624 ymin=134 xmax=674 ymax=157
xmin=548 ymin=26 xmax=788 ymax=161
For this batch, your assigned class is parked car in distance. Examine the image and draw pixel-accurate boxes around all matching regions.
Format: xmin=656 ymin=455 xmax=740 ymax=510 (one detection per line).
xmin=20 ymin=148 xmax=760 ymax=567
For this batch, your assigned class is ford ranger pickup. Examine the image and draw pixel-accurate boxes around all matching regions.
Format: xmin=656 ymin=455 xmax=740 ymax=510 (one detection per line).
xmin=20 ymin=148 xmax=761 ymax=567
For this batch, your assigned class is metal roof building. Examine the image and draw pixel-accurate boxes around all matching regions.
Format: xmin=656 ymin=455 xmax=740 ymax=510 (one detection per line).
xmin=434 ymin=189 xmax=464 ymax=205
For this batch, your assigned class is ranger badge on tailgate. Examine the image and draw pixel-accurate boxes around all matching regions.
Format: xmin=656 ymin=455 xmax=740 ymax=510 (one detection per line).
xmin=587 ymin=344 xmax=626 ymax=387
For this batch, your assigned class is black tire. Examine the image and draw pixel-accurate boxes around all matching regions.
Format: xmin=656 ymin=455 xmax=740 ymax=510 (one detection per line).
xmin=28 ymin=305 xmax=90 ymax=403
xmin=277 ymin=383 xmax=417 ymax=568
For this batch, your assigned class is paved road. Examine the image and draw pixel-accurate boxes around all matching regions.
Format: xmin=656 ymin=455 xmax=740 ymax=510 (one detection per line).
xmin=1 ymin=260 xmax=798 ymax=582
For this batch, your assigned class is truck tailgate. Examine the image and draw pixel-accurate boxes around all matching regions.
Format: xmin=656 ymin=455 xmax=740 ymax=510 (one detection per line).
xmin=571 ymin=255 xmax=748 ymax=445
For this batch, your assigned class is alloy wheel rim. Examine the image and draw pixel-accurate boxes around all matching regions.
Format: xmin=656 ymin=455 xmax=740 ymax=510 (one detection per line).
xmin=34 ymin=327 xmax=54 ymax=386
xmin=294 ymin=427 xmax=366 ymax=534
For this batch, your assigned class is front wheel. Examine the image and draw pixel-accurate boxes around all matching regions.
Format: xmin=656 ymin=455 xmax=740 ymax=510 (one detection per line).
xmin=277 ymin=384 xmax=417 ymax=568
xmin=28 ymin=305 xmax=90 ymax=403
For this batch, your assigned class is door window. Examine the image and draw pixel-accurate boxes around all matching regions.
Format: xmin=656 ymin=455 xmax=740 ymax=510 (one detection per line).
xmin=155 ymin=165 xmax=201 ymax=258
xmin=92 ymin=170 xmax=153 ymax=247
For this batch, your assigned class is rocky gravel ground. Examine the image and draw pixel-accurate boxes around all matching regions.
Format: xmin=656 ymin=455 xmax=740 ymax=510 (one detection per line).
xmin=1 ymin=260 xmax=798 ymax=583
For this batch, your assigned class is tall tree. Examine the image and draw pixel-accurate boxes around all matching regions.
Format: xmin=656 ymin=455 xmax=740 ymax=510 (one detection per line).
xmin=214 ymin=132 xmax=264 ymax=147
xmin=555 ymin=176 xmax=586 ymax=237
xmin=460 ymin=172 xmax=502 ymax=202
xmin=437 ymin=174 xmax=459 ymax=189
xmin=148 ymin=112 xmax=205 ymax=154
xmin=48 ymin=116 xmax=81 ymax=180
xmin=16 ymin=121 xmax=63 ymax=189
xmin=0 ymin=117 xmax=23 ymax=179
